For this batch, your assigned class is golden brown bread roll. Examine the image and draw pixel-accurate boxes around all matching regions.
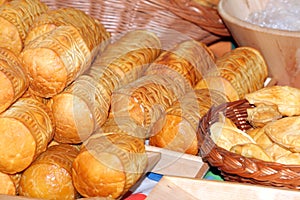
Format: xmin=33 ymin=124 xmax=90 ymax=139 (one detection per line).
xmin=195 ymin=47 xmax=268 ymax=101
xmin=0 ymin=0 xmax=48 ymax=54
xmin=25 ymin=7 xmax=110 ymax=53
xmin=149 ymin=89 xmax=228 ymax=155
xmin=110 ymin=73 xmax=187 ymax=138
xmin=72 ymin=133 xmax=147 ymax=199
xmin=0 ymin=97 xmax=54 ymax=174
xmin=49 ymin=30 xmax=161 ymax=144
xmin=20 ymin=8 xmax=110 ymax=98
xmin=0 ymin=48 xmax=28 ymax=114
xmin=245 ymin=85 xmax=300 ymax=117
xmin=18 ymin=144 xmax=80 ymax=200
xmin=0 ymin=172 xmax=20 ymax=195
xmin=144 ymin=40 xmax=215 ymax=89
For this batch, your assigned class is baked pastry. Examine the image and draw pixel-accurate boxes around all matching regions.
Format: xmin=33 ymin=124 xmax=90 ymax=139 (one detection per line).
xmin=0 ymin=48 xmax=28 ymax=114
xmin=0 ymin=97 xmax=54 ymax=174
xmin=144 ymin=40 xmax=215 ymax=89
xmin=149 ymin=88 xmax=228 ymax=155
xmin=245 ymin=85 xmax=300 ymax=117
xmin=0 ymin=0 xmax=48 ymax=54
xmin=264 ymin=116 xmax=300 ymax=153
xmin=276 ymin=153 xmax=300 ymax=165
xmin=230 ymin=143 xmax=273 ymax=162
xmin=72 ymin=133 xmax=147 ymax=199
xmin=49 ymin=30 xmax=161 ymax=144
xmin=18 ymin=144 xmax=80 ymax=200
xmin=246 ymin=104 xmax=282 ymax=128
xmin=210 ymin=121 xmax=255 ymax=151
xmin=20 ymin=8 xmax=110 ymax=98
xmin=195 ymin=47 xmax=268 ymax=101
xmin=111 ymin=73 xmax=187 ymax=138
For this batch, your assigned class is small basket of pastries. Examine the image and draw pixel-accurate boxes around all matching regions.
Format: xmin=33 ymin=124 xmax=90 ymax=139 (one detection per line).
xmin=197 ymin=56 xmax=300 ymax=189
xmin=0 ymin=0 xmax=235 ymax=199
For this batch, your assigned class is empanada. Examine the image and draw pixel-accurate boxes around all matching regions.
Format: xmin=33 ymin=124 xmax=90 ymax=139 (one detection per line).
xmin=247 ymin=104 xmax=282 ymax=127
xmin=264 ymin=116 xmax=300 ymax=152
xmin=230 ymin=143 xmax=273 ymax=162
xmin=210 ymin=122 xmax=255 ymax=151
xmin=245 ymin=85 xmax=300 ymax=117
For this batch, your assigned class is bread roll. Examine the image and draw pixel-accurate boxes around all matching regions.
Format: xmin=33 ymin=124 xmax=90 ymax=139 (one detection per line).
xmin=0 ymin=48 xmax=28 ymax=114
xmin=21 ymin=8 xmax=110 ymax=98
xmin=0 ymin=172 xmax=20 ymax=195
xmin=49 ymin=30 xmax=161 ymax=144
xmin=245 ymin=85 xmax=300 ymax=117
xmin=25 ymin=7 xmax=110 ymax=53
xmin=144 ymin=40 xmax=215 ymax=89
xmin=149 ymin=89 xmax=228 ymax=155
xmin=195 ymin=47 xmax=268 ymax=101
xmin=0 ymin=0 xmax=48 ymax=54
xmin=18 ymin=144 xmax=80 ymax=200
xmin=72 ymin=133 xmax=147 ymax=199
xmin=0 ymin=98 xmax=54 ymax=174
xmin=111 ymin=73 xmax=187 ymax=138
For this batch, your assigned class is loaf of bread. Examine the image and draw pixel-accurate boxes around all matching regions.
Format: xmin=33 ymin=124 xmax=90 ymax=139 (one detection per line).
xmin=144 ymin=40 xmax=215 ymax=89
xmin=111 ymin=73 xmax=187 ymax=138
xmin=0 ymin=0 xmax=48 ymax=54
xmin=0 ymin=48 xmax=28 ymax=114
xmin=195 ymin=47 xmax=268 ymax=101
xmin=20 ymin=8 xmax=110 ymax=98
xmin=18 ymin=144 xmax=80 ymax=200
xmin=149 ymin=88 xmax=228 ymax=155
xmin=49 ymin=30 xmax=161 ymax=144
xmin=0 ymin=97 xmax=54 ymax=174
xmin=72 ymin=133 xmax=147 ymax=199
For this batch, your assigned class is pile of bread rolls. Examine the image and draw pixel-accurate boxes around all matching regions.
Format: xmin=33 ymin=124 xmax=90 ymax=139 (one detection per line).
xmin=0 ymin=0 xmax=270 ymax=199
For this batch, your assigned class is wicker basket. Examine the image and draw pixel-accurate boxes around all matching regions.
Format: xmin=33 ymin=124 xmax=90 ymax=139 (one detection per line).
xmin=197 ymin=99 xmax=300 ymax=190
xmin=40 ymin=0 xmax=229 ymax=49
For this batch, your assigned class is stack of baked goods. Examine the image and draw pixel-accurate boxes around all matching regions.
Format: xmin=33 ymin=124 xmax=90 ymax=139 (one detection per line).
xmin=0 ymin=0 xmax=271 ymax=199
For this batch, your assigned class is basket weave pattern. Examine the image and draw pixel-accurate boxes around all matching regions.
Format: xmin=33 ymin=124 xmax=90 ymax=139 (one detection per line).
xmin=197 ymin=99 xmax=300 ymax=190
xmin=41 ymin=0 xmax=228 ymax=48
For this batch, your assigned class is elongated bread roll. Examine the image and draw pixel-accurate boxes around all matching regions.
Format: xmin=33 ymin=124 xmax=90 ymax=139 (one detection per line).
xmin=49 ymin=30 xmax=161 ymax=144
xmin=0 ymin=48 xmax=28 ymax=114
xmin=195 ymin=47 xmax=268 ymax=101
xmin=25 ymin=7 xmax=110 ymax=53
xmin=0 ymin=0 xmax=48 ymax=54
xmin=111 ymin=73 xmax=187 ymax=138
xmin=18 ymin=144 xmax=80 ymax=200
xmin=21 ymin=9 xmax=110 ymax=98
xmin=144 ymin=40 xmax=215 ymax=89
xmin=149 ymin=89 xmax=228 ymax=155
xmin=0 ymin=98 xmax=54 ymax=174
xmin=72 ymin=133 xmax=147 ymax=199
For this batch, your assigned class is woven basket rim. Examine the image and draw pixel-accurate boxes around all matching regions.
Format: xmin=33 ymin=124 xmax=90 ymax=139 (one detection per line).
xmin=197 ymin=99 xmax=300 ymax=190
